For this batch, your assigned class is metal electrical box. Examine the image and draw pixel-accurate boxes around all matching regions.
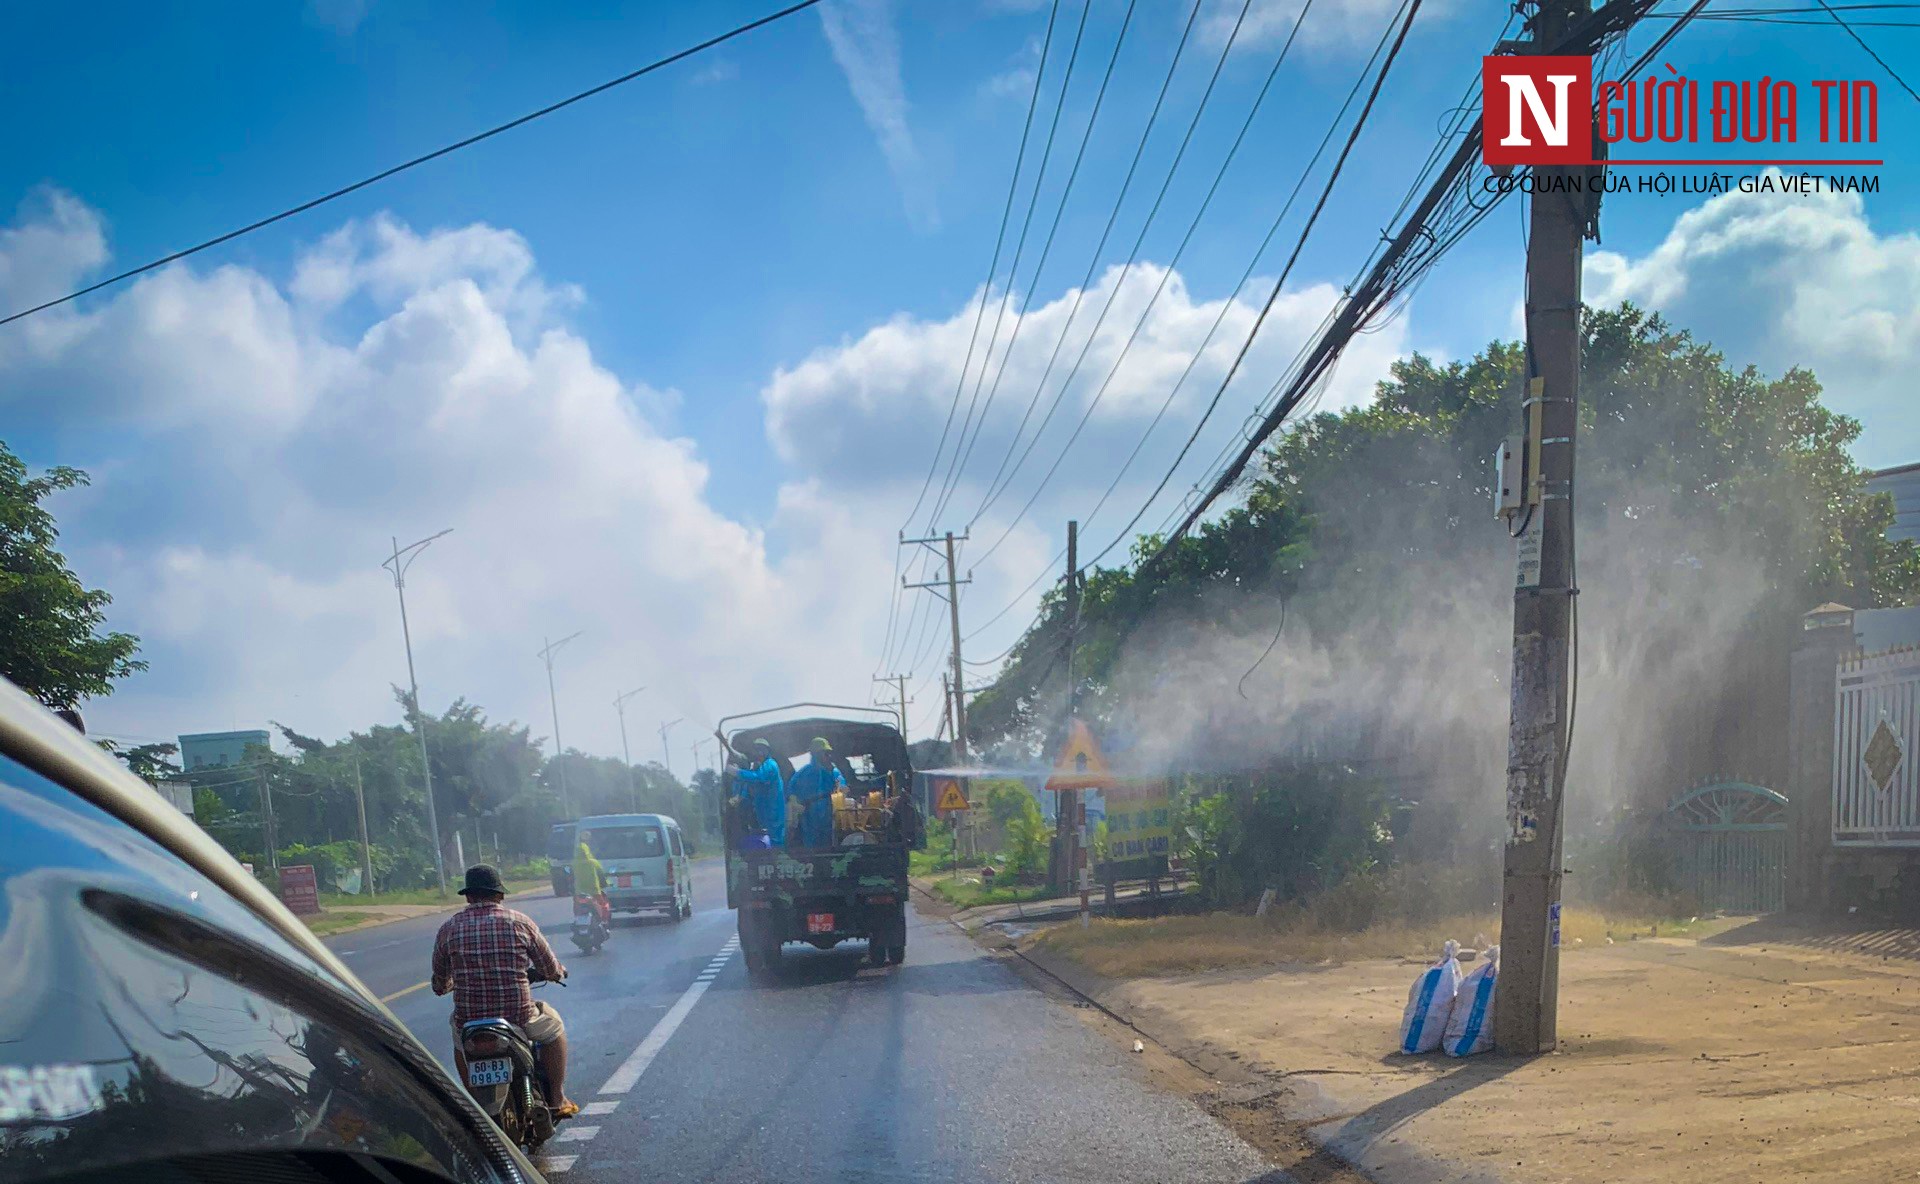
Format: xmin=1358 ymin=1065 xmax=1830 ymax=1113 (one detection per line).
xmin=1494 ymin=434 xmax=1525 ymax=519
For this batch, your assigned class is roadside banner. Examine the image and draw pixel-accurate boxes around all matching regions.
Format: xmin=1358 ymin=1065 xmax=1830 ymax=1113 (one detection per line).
xmin=279 ymin=864 xmax=321 ymax=915
xmin=1103 ymin=778 xmax=1171 ymax=860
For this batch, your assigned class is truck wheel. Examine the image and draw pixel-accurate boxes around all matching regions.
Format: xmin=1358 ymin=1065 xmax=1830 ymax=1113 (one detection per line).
xmin=868 ymin=941 xmax=889 ymax=966
xmin=888 ymin=939 xmax=905 ymax=965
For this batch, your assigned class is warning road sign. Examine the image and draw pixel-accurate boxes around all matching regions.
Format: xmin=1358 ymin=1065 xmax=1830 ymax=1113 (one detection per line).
xmin=1046 ymin=718 xmax=1111 ymax=790
xmin=934 ymin=778 xmax=970 ymax=813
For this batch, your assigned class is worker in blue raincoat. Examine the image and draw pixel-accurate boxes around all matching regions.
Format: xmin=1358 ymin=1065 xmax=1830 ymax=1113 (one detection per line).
xmin=732 ymin=738 xmax=787 ymax=847
xmin=787 ymin=737 xmax=846 ymax=850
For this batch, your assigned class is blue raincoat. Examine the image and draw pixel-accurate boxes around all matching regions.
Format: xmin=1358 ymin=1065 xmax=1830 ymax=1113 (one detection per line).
xmin=787 ymin=757 xmax=846 ymax=850
xmin=734 ymin=756 xmax=787 ymax=847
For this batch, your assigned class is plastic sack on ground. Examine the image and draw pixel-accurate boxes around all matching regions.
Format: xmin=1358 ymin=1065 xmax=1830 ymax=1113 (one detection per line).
xmin=1396 ymin=939 xmax=1463 ymax=1054
xmin=1443 ymin=943 xmax=1499 ymax=1057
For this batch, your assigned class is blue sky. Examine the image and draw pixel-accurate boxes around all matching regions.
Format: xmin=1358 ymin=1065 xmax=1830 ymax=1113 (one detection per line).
xmin=3 ymin=0 xmax=1916 ymax=759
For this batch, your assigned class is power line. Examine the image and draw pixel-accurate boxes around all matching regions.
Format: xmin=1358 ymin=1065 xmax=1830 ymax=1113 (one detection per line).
xmin=898 ymin=0 xmax=1066 ymax=533
xmin=927 ymin=0 xmax=1098 ymax=529
xmin=964 ymin=0 xmax=1262 ymax=541
xmin=1814 ymin=0 xmax=1920 ymax=100
xmin=0 ymin=0 xmax=830 ymax=329
xmin=929 ymin=0 xmax=1142 ymax=523
xmin=958 ymin=0 xmax=1210 ymax=529
xmin=966 ymin=0 xmax=1320 ymax=572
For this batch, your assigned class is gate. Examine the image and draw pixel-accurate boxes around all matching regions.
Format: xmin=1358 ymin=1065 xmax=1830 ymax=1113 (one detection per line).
xmin=1833 ymin=649 xmax=1920 ymax=847
xmin=1666 ymin=781 xmax=1787 ymax=913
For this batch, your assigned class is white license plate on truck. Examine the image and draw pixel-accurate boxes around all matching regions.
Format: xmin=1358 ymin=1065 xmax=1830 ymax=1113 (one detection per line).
xmin=467 ymin=1057 xmax=513 ymax=1087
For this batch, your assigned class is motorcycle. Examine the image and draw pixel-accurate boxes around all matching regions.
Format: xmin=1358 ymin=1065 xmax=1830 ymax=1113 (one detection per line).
xmin=570 ymin=893 xmax=610 ymax=954
xmin=459 ymin=972 xmax=565 ymax=1153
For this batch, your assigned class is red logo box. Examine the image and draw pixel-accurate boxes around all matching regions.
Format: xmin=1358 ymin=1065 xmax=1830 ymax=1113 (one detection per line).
xmin=1483 ymin=55 xmax=1593 ymax=167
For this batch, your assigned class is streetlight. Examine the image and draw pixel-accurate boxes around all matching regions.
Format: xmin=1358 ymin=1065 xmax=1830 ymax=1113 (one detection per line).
xmin=614 ymin=685 xmax=648 ymax=811
xmin=659 ymin=718 xmax=684 ymax=779
xmin=539 ymin=632 xmax=584 ymax=817
xmin=384 ymin=529 xmax=453 ymax=893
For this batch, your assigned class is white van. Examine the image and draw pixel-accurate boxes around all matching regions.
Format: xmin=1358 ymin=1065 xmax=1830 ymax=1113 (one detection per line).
xmin=574 ymin=813 xmax=692 ymax=921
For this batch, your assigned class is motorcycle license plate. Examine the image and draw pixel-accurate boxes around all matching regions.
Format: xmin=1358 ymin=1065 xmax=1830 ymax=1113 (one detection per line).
xmin=466 ymin=1057 xmax=513 ymax=1087
xmin=806 ymin=912 xmax=835 ymax=934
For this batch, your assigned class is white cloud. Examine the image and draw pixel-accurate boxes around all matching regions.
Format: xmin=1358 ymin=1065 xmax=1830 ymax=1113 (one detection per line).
xmin=762 ymin=258 xmax=1413 ymax=658
xmin=1586 ymin=175 xmax=1920 ymax=466
xmin=691 ymin=59 xmax=741 ymax=86
xmin=0 ymin=196 xmax=896 ymax=759
xmin=818 ymin=0 xmax=938 ymax=228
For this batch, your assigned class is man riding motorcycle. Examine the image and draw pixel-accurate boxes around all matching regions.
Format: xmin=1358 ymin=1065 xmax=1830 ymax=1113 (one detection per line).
xmin=573 ymin=837 xmax=611 ymax=925
xmin=431 ymin=864 xmax=579 ymax=1119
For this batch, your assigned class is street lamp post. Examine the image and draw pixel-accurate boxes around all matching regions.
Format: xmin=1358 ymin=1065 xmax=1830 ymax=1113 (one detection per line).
xmin=384 ymin=529 xmax=453 ymax=893
xmin=539 ymin=632 xmax=584 ymax=817
xmin=659 ymin=718 xmax=684 ymax=780
xmin=614 ymin=686 xmax=647 ymax=811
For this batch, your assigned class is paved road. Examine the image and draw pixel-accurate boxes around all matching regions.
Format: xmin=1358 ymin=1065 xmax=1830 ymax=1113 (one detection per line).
xmin=328 ymin=861 xmax=1287 ymax=1183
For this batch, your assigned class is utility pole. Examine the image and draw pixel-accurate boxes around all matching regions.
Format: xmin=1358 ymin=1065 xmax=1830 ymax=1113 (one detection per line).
xmin=615 ymin=685 xmax=648 ymax=811
xmin=939 ymin=672 xmax=953 ymax=742
xmin=903 ymin=531 xmax=972 ymax=761
xmin=873 ymin=673 xmax=912 ymax=739
xmin=660 ymin=718 xmax=684 ymax=779
xmin=258 ymin=766 xmax=279 ymax=871
xmin=351 ymin=754 xmax=375 ymax=898
xmin=384 ymin=529 xmax=452 ymax=893
xmin=538 ymin=631 xmax=583 ymax=817
xmin=1495 ymin=0 xmax=1589 ymax=1056
xmin=1055 ymin=520 xmax=1082 ymax=897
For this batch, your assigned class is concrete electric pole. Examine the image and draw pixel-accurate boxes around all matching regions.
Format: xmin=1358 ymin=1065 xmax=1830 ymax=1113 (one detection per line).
xmin=903 ymin=531 xmax=973 ymax=761
xmin=660 ymin=718 xmax=684 ymax=779
xmin=384 ymin=528 xmax=452 ymax=892
xmin=874 ymin=673 xmax=912 ymax=739
xmin=1495 ymin=0 xmax=1590 ymax=1056
xmin=538 ymin=631 xmax=583 ymax=818
xmin=615 ymin=685 xmax=647 ymax=811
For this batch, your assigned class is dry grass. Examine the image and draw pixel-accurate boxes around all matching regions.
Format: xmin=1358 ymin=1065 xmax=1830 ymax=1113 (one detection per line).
xmin=1029 ymin=906 xmax=1744 ymax=979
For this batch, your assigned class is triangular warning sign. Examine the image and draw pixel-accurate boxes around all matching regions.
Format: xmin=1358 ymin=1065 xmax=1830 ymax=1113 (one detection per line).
xmin=1047 ymin=719 xmax=1111 ymax=790
xmin=934 ymin=779 xmax=970 ymax=813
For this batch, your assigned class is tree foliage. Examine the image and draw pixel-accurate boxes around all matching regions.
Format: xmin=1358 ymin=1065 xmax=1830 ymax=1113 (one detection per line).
xmin=0 ymin=441 xmax=143 ymax=708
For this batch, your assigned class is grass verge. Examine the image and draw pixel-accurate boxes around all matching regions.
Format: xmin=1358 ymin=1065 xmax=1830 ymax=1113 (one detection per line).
xmin=303 ymin=911 xmax=379 ymax=937
xmin=1029 ymin=906 xmax=1742 ymax=979
xmin=315 ymin=877 xmax=548 ymax=910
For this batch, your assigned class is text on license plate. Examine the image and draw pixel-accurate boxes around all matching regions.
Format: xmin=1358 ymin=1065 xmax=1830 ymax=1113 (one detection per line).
xmin=806 ymin=912 xmax=835 ymax=934
xmin=617 ymin=874 xmax=633 ymax=888
xmin=467 ymin=1057 xmax=513 ymax=1087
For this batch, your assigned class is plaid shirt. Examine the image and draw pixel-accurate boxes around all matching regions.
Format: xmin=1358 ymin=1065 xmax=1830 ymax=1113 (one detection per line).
xmin=431 ymin=901 xmax=564 ymax=1026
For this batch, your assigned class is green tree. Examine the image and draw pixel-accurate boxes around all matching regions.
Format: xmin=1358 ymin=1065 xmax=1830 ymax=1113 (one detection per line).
xmin=0 ymin=441 xmax=143 ymax=708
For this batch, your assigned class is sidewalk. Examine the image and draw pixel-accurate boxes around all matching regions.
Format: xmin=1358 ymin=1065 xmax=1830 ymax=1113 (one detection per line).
xmin=1013 ymin=918 xmax=1920 ymax=1184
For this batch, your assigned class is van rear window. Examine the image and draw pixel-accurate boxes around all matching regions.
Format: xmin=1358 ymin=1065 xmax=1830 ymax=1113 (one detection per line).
xmin=582 ymin=825 xmax=664 ymax=860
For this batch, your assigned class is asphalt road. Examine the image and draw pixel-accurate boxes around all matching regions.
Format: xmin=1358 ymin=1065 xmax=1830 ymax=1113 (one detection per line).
xmin=328 ymin=860 xmax=1288 ymax=1183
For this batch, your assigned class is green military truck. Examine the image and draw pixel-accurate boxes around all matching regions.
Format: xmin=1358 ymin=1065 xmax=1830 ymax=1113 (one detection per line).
xmin=718 ymin=707 xmax=921 ymax=976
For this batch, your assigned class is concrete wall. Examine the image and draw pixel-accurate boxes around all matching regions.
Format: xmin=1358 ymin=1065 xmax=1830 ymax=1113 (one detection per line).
xmin=1786 ymin=606 xmax=1859 ymax=909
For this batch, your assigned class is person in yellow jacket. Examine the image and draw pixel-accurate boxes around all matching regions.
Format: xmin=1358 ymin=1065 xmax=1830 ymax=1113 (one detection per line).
xmin=573 ymin=839 xmax=610 ymax=925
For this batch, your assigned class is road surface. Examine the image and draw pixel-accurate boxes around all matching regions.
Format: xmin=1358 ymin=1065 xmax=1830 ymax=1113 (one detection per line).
xmin=328 ymin=859 xmax=1287 ymax=1183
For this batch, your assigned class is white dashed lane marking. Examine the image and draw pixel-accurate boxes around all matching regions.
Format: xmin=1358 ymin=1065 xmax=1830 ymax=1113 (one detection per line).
xmin=599 ymin=938 xmax=736 ymax=1095
xmin=553 ymin=1124 xmax=600 ymax=1144
xmin=542 ymin=1154 xmax=578 ymax=1173
xmin=582 ymin=1100 xmax=620 ymax=1116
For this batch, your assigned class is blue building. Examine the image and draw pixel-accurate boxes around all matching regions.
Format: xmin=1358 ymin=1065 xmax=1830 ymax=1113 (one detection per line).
xmin=177 ymin=729 xmax=270 ymax=771
xmin=1866 ymin=462 xmax=1920 ymax=543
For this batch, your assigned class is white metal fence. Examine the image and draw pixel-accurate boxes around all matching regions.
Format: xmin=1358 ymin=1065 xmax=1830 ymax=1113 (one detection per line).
xmin=1833 ymin=648 xmax=1920 ymax=846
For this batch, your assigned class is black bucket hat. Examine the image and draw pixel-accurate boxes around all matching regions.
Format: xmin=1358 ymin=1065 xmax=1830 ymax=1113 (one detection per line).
xmin=459 ymin=864 xmax=507 ymax=898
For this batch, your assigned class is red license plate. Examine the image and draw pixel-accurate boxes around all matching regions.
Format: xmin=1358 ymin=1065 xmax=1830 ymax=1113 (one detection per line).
xmin=617 ymin=874 xmax=632 ymax=888
xmin=806 ymin=913 xmax=835 ymax=934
